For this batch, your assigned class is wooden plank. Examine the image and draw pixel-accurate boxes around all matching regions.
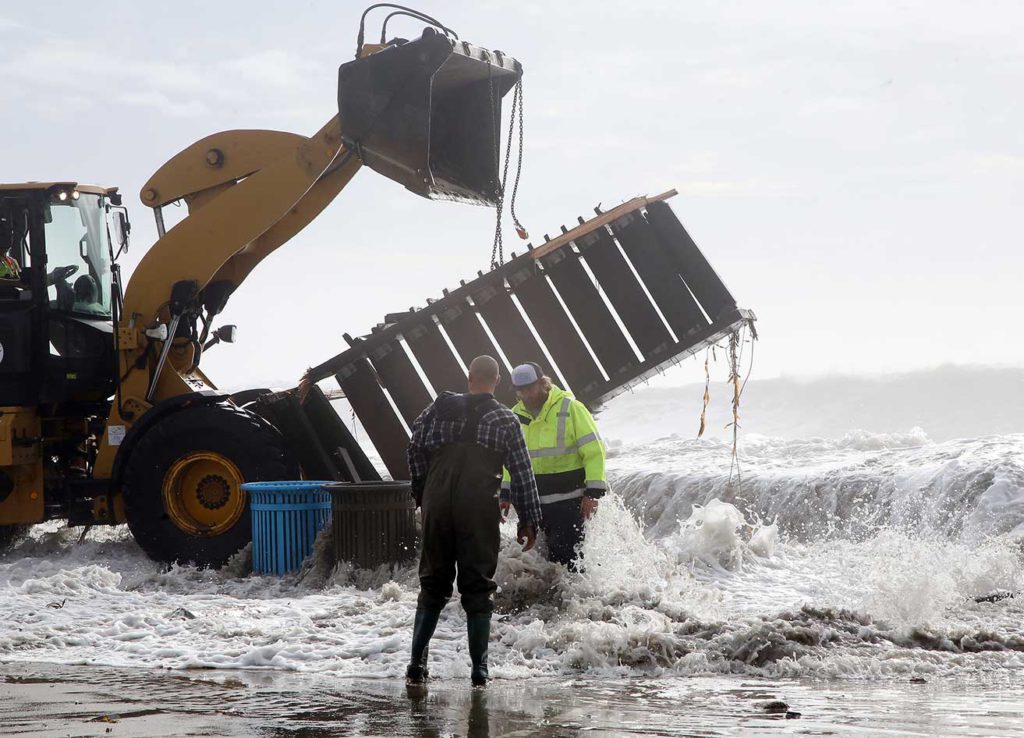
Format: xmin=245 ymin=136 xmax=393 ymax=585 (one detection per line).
xmin=527 ymin=189 xmax=678 ymax=261
xmin=576 ymin=225 xmax=673 ymax=359
xmin=610 ymin=210 xmax=709 ymax=339
xmin=539 ymin=247 xmax=637 ymax=383
xmin=404 ymin=318 xmax=468 ymax=396
xmin=303 ymin=192 xmax=676 ymax=385
xmin=645 ymin=200 xmax=737 ymax=322
xmin=334 ymin=357 xmax=410 ymax=479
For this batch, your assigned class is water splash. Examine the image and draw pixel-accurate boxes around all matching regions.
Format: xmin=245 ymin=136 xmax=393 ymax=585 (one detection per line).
xmin=611 ymin=433 xmax=1024 ymax=543
xmin=1 ymin=391 xmax=1023 ymax=683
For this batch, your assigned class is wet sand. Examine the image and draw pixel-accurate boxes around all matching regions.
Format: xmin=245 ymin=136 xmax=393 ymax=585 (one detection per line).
xmin=3 ymin=661 xmax=1024 ymax=737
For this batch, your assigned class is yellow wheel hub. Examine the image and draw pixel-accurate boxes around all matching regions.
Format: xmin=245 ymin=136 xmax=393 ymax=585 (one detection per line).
xmin=161 ymin=452 xmax=245 ymax=536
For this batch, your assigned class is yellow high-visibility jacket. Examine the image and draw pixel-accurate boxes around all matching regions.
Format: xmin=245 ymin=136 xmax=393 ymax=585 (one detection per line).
xmin=501 ymin=385 xmax=607 ymax=505
xmin=0 ymin=255 xmax=20 ymax=279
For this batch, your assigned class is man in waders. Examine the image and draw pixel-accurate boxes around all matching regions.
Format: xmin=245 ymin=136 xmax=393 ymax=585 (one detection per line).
xmin=501 ymin=362 xmax=606 ymax=570
xmin=406 ymin=355 xmax=542 ymax=687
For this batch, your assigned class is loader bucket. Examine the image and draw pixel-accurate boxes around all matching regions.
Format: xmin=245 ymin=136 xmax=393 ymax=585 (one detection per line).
xmin=338 ymin=28 xmax=521 ymax=206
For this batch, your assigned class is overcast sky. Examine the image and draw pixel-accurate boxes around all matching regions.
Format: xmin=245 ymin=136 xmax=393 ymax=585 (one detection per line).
xmin=2 ymin=1 xmax=1021 ymax=392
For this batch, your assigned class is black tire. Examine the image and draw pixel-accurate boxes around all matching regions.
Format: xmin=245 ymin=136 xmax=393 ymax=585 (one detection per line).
xmin=122 ymin=403 xmax=297 ymax=568
xmin=0 ymin=524 xmax=28 ymax=553
xmin=228 ymin=388 xmax=272 ymax=409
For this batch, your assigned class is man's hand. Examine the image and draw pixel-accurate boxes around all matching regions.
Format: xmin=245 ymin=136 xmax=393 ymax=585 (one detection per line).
xmin=411 ymin=480 xmax=425 ymax=510
xmin=499 ymin=500 xmax=511 ymax=522
xmin=580 ymin=496 xmax=599 ymax=520
xmin=516 ymin=524 xmax=536 ymax=552
xmin=52 ymin=264 xmax=78 ymax=282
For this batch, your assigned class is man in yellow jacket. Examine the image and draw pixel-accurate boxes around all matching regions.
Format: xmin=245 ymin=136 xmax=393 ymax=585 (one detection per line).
xmin=501 ymin=362 xmax=606 ymax=569
xmin=0 ymin=214 xmax=21 ymax=279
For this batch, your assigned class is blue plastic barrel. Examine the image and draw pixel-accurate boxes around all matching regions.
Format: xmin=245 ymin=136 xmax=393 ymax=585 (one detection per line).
xmin=243 ymin=481 xmax=333 ymax=575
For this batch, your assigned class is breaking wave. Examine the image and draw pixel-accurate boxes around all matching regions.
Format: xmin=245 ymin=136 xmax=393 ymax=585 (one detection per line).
xmin=611 ymin=432 xmax=1024 ymax=543
xmin=1 ymin=372 xmax=1022 ymax=682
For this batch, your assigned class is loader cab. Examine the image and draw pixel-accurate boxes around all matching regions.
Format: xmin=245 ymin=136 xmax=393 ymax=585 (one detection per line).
xmin=0 ymin=183 xmax=123 ymax=407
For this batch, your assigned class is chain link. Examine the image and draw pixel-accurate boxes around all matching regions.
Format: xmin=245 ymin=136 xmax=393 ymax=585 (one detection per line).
xmin=490 ymin=78 xmax=525 ymax=270
xmin=509 ymin=81 xmax=526 ymax=240
xmin=487 ymin=68 xmax=502 ymax=269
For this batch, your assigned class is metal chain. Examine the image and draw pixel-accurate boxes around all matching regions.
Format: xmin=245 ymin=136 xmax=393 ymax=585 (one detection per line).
xmin=487 ymin=68 xmax=503 ymax=269
xmin=490 ymin=78 xmax=525 ymax=269
xmin=491 ymin=80 xmax=515 ymax=268
xmin=509 ymin=81 xmax=527 ymax=240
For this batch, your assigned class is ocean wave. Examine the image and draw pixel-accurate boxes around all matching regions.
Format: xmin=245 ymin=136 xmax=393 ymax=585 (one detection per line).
xmin=609 ymin=433 xmax=1024 ymax=543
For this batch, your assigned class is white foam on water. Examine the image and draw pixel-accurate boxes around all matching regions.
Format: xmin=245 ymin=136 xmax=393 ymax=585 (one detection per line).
xmin=1 ymin=378 xmax=1023 ymax=683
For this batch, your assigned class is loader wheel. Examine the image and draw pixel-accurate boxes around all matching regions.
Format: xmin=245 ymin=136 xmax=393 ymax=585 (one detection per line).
xmin=122 ymin=403 xmax=297 ymax=568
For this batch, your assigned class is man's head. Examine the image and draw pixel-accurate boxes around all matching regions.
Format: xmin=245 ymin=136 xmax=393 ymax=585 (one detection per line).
xmin=511 ymin=361 xmax=552 ymax=408
xmin=467 ymin=355 xmax=500 ymax=394
xmin=74 ymin=274 xmax=98 ymax=303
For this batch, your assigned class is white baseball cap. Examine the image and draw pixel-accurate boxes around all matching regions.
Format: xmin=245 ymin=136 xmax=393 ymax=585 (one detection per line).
xmin=511 ymin=362 xmax=544 ymax=389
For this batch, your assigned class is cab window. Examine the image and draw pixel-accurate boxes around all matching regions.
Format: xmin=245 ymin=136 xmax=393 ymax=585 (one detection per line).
xmin=44 ymin=193 xmax=112 ymax=318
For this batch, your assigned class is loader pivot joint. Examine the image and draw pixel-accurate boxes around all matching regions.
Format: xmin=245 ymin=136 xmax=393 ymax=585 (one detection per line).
xmin=169 ymin=280 xmax=199 ymax=318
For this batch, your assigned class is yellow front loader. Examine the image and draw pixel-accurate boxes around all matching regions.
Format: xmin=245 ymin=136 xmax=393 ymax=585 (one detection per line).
xmin=0 ymin=7 xmax=522 ymax=566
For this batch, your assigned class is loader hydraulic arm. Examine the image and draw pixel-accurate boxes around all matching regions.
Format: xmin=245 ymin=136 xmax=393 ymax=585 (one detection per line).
xmin=95 ymin=20 xmax=521 ymax=481
xmin=125 ymin=116 xmax=357 ymax=334
xmin=103 ymin=114 xmax=360 ymax=446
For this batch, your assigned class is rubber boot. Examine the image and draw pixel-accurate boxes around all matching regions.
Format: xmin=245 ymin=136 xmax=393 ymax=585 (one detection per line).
xmin=467 ymin=613 xmax=491 ymax=687
xmin=406 ymin=608 xmax=441 ymax=684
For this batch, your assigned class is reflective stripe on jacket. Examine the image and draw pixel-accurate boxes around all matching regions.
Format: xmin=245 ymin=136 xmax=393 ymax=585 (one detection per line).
xmin=501 ymin=385 xmax=607 ymax=502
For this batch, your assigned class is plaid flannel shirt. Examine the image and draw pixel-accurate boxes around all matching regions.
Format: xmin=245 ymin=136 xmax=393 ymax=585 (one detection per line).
xmin=407 ymin=392 xmax=543 ymax=528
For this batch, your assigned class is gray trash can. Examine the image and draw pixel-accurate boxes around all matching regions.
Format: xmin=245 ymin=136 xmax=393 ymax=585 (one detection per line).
xmin=325 ymin=481 xmax=417 ymax=569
